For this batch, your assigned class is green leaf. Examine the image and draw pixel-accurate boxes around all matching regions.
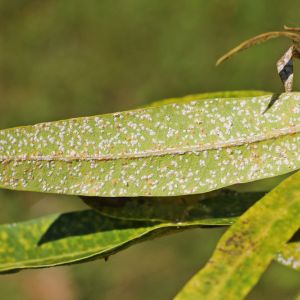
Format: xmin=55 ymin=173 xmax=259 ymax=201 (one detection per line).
xmin=83 ymin=191 xmax=300 ymax=273
xmin=0 ymin=191 xmax=262 ymax=273
xmin=81 ymin=190 xmax=263 ymax=223
xmin=0 ymin=210 xmax=166 ymax=273
xmin=0 ymin=92 xmax=299 ymax=196
xmin=0 ymin=188 xmax=297 ymax=273
xmin=174 ymin=171 xmax=300 ymax=300
xmin=82 ymin=191 xmax=300 ymax=273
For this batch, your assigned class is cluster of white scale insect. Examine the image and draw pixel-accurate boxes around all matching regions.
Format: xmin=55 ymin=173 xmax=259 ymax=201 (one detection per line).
xmin=0 ymin=93 xmax=299 ymax=196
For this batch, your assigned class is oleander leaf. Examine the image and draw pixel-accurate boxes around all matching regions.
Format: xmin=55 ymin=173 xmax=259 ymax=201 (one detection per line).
xmin=83 ymin=190 xmax=300 ymax=273
xmin=0 ymin=191 xmax=262 ymax=273
xmin=0 ymin=188 xmax=297 ymax=273
xmin=0 ymin=92 xmax=300 ymax=197
xmin=0 ymin=210 xmax=167 ymax=273
xmin=175 ymin=171 xmax=300 ymax=300
xmin=82 ymin=189 xmax=300 ymax=272
xmin=81 ymin=189 xmax=263 ymax=223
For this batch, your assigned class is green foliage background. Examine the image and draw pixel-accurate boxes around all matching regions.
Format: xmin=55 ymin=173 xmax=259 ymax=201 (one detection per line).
xmin=0 ymin=1 xmax=299 ymax=299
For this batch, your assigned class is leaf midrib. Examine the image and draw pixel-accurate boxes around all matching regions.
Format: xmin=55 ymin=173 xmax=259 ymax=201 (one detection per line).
xmin=1 ymin=125 xmax=299 ymax=163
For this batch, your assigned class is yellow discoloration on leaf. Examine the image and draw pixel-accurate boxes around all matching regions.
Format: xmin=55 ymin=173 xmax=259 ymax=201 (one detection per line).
xmin=175 ymin=171 xmax=300 ymax=300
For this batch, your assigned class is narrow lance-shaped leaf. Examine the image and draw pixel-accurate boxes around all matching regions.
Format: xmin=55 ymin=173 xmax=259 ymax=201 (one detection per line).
xmin=82 ymin=190 xmax=300 ymax=272
xmin=0 ymin=92 xmax=300 ymax=196
xmin=0 ymin=189 xmax=297 ymax=273
xmin=81 ymin=189 xmax=264 ymax=223
xmin=175 ymin=171 xmax=300 ymax=300
xmin=0 ymin=191 xmax=262 ymax=273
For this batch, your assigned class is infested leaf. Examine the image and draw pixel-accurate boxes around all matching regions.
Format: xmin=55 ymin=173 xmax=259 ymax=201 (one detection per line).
xmin=0 ymin=92 xmax=300 ymax=197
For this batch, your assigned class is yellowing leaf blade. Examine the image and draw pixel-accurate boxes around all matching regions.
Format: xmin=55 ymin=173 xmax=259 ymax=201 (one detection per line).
xmin=175 ymin=171 xmax=300 ymax=300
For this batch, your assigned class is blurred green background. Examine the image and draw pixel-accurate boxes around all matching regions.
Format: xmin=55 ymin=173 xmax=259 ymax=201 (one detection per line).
xmin=0 ymin=0 xmax=299 ymax=299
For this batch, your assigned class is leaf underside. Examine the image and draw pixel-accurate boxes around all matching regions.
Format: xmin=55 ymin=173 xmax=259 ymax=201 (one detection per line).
xmin=0 ymin=92 xmax=300 ymax=197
